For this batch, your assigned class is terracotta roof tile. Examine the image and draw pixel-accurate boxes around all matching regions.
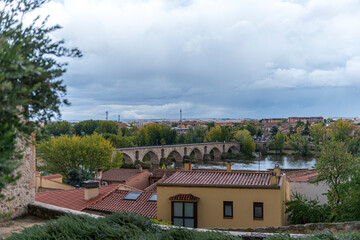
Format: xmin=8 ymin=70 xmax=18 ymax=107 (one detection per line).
xmin=161 ymin=171 xmax=274 ymax=186
xmin=286 ymin=169 xmax=318 ymax=183
xmin=169 ymin=194 xmax=199 ymax=201
xmin=102 ymin=169 xmax=142 ymax=182
xmin=144 ymin=174 xmax=168 ymax=192
xmin=150 ymin=169 xmax=178 ymax=178
xmin=86 ymin=190 xmax=157 ymax=218
xmin=35 ymin=184 xmax=119 ymax=211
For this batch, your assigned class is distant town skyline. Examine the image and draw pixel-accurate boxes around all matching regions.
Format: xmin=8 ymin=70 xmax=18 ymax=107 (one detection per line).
xmin=33 ymin=0 xmax=360 ymax=121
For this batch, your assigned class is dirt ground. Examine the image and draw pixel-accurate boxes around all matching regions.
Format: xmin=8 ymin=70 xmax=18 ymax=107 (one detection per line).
xmin=0 ymin=215 xmax=47 ymax=239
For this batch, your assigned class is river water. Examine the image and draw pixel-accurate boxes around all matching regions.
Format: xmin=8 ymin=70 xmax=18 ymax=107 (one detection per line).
xmin=191 ymin=155 xmax=317 ymax=171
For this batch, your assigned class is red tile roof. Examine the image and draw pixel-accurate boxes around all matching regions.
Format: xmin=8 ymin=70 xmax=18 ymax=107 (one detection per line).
xmin=169 ymin=194 xmax=199 ymax=201
xmin=286 ymin=169 xmax=318 ymax=183
xmin=35 ymin=184 xmax=119 ymax=211
xmin=150 ymin=169 xmax=178 ymax=179
xmin=42 ymin=174 xmax=62 ymax=180
xmin=144 ymin=174 xmax=168 ymax=192
xmin=102 ymin=169 xmax=142 ymax=182
xmin=160 ymin=171 xmax=276 ymax=186
xmin=86 ymin=190 xmax=157 ymax=218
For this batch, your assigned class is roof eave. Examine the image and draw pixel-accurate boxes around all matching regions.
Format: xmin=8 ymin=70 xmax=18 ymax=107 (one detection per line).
xmin=157 ymin=183 xmax=280 ymax=189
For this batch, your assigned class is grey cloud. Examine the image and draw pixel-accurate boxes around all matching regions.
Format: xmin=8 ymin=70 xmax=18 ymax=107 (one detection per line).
xmin=33 ymin=0 xmax=360 ymax=119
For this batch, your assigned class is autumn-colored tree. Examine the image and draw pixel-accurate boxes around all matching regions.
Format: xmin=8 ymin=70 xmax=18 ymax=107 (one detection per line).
xmin=309 ymin=123 xmax=326 ymax=151
xmin=330 ymin=119 xmax=354 ymax=142
xmin=37 ymin=133 xmax=119 ymax=176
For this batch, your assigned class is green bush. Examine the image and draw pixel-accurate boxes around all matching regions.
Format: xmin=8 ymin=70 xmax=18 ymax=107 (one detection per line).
xmin=6 ymin=212 xmax=242 ymax=240
xmin=285 ymin=193 xmax=330 ymax=224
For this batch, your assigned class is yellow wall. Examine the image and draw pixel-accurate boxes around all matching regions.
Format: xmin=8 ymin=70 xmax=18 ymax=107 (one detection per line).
xmin=157 ymin=178 xmax=287 ymax=228
xmin=36 ymin=175 xmax=73 ymax=192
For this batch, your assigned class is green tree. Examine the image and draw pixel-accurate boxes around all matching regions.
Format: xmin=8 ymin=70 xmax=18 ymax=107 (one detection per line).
xmin=315 ymin=140 xmax=357 ymax=221
xmin=330 ymin=119 xmax=354 ymax=142
xmin=309 ymin=123 xmax=326 ymax=151
xmin=104 ymin=134 xmax=136 ymax=148
xmin=74 ymin=120 xmax=99 ymax=135
xmin=0 ymin=0 xmax=80 ymax=198
xmin=95 ymin=121 xmax=120 ymax=135
xmin=37 ymin=133 xmax=114 ymax=176
xmin=241 ymin=136 xmax=255 ymax=156
xmin=286 ymin=127 xmax=310 ymax=156
xmin=65 ymin=169 xmax=92 ymax=187
xmin=271 ymin=131 xmax=285 ymax=154
xmin=285 ymin=193 xmax=330 ymax=224
xmin=43 ymin=121 xmax=74 ymax=137
xmin=234 ymin=129 xmax=251 ymax=142
xmin=244 ymin=122 xmax=257 ymax=136
xmin=182 ymin=126 xmax=207 ymax=143
xmin=270 ymin=126 xmax=278 ymax=138
xmin=136 ymin=124 xmax=176 ymax=146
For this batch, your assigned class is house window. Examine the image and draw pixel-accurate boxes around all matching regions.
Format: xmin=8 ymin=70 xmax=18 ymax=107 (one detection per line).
xmin=172 ymin=202 xmax=197 ymax=228
xmin=223 ymin=201 xmax=233 ymax=218
xmin=253 ymin=202 xmax=263 ymax=219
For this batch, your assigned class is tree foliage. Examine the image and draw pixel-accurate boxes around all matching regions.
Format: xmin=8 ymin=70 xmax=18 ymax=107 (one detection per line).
xmin=0 ymin=0 xmax=80 ymax=196
xmin=286 ymin=127 xmax=310 ymax=156
xmin=285 ymin=193 xmax=330 ymax=225
xmin=315 ymin=140 xmax=357 ymax=221
xmin=204 ymin=126 xmax=232 ymax=142
xmin=330 ymin=119 xmax=354 ymax=142
xmin=43 ymin=121 xmax=74 ymax=137
xmin=270 ymin=131 xmax=285 ymax=154
xmin=137 ymin=124 xmax=176 ymax=146
xmin=234 ymin=129 xmax=251 ymax=142
xmin=37 ymin=133 xmax=116 ymax=176
xmin=241 ymin=136 xmax=255 ymax=156
xmin=309 ymin=123 xmax=326 ymax=151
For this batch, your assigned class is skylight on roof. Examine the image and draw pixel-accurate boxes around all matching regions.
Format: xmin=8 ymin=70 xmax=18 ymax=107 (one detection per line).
xmin=148 ymin=193 xmax=157 ymax=202
xmin=123 ymin=192 xmax=142 ymax=201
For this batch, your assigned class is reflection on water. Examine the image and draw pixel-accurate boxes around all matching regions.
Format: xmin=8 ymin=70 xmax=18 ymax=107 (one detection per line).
xmin=192 ymin=155 xmax=317 ymax=171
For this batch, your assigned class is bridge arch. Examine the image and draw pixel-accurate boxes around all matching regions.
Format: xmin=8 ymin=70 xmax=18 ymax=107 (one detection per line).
xmin=209 ymin=147 xmax=222 ymax=160
xmin=142 ymin=151 xmax=159 ymax=165
xmin=226 ymin=145 xmax=240 ymax=154
xmin=189 ymin=147 xmax=203 ymax=161
xmin=167 ymin=150 xmax=183 ymax=162
xmin=122 ymin=153 xmax=133 ymax=164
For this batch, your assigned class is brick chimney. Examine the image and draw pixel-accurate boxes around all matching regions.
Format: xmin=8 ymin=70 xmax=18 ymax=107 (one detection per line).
xmin=226 ymin=163 xmax=231 ymax=172
xmin=83 ymin=180 xmax=100 ymax=201
xmin=184 ymin=162 xmax=191 ymax=171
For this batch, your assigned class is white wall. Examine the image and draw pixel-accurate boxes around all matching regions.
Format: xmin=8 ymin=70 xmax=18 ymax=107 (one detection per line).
xmin=289 ymin=181 xmax=329 ymax=205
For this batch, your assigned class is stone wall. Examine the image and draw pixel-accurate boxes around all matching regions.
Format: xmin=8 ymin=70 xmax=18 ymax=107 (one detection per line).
xmin=215 ymin=221 xmax=360 ymax=234
xmin=0 ymin=133 xmax=36 ymax=219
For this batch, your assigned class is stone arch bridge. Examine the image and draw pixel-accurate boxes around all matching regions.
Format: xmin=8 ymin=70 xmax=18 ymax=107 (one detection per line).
xmin=115 ymin=142 xmax=240 ymax=165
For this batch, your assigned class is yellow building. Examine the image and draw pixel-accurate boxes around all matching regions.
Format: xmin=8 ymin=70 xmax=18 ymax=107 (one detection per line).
xmin=35 ymin=172 xmax=74 ymax=192
xmin=157 ymin=164 xmax=287 ymax=229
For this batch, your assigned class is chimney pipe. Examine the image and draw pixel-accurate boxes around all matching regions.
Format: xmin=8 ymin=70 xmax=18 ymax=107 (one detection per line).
xmin=270 ymin=172 xmax=278 ymax=185
xmin=274 ymin=164 xmax=281 ymax=177
xmin=83 ymin=180 xmax=100 ymax=201
xmin=184 ymin=162 xmax=191 ymax=171
xmin=226 ymin=163 xmax=231 ymax=172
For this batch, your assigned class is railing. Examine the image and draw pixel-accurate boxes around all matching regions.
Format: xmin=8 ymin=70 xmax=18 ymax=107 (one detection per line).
xmin=115 ymin=142 xmax=240 ymax=150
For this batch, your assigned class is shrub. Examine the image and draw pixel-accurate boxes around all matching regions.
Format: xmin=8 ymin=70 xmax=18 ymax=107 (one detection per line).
xmin=285 ymin=193 xmax=330 ymax=225
xmin=7 ymin=212 xmax=242 ymax=240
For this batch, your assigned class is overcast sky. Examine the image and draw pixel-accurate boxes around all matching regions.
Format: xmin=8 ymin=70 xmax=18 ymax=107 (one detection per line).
xmin=35 ymin=0 xmax=360 ymax=120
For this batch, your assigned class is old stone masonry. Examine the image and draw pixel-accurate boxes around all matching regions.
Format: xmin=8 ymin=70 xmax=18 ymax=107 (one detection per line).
xmin=0 ymin=134 xmax=36 ymax=219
